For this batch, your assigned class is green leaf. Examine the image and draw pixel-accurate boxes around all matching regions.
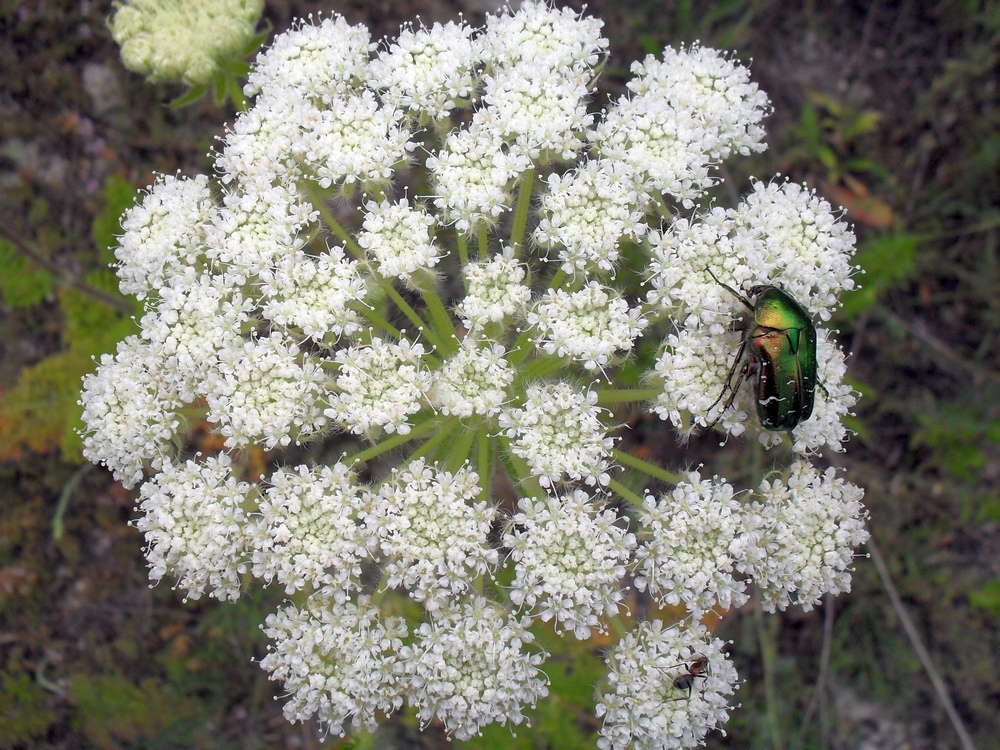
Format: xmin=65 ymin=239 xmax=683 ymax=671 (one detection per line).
xmin=91 ymin=175 xmax=140 ymax=261
xmin=968 ymin=578 xmax=1000 ymax=617
xmin=838 ymin=232 xmax=919 ymax=320
xmin=169 ymin=83 xmax=207 ymax=108
xmin=0 ymin=239 xmax=53 ymax=307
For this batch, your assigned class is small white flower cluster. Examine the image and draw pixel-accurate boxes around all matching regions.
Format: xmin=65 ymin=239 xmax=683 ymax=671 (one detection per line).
xmin=647 ymin=180 xmax=859 ymax=447
xmin=80 ymin=2 xmax=870 ymax=745
xmin=504 ymin=490 xmax=635 ymax=639
xmin=367 ymin=460 xmax=498 ymax=611
xmin=110 ymin=0 xmax=264 ymax=86
xmin=596 ymin=620 xmax=739 ymax=750
xmin=748 ymin=461 xmax=870 ymax=612
xmin=633 ymin=473 xmax=754 ymax=618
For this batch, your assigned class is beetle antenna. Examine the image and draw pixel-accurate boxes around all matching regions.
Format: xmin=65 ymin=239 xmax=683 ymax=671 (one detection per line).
xmin=705 ymin=268 xmax=754 ymax=312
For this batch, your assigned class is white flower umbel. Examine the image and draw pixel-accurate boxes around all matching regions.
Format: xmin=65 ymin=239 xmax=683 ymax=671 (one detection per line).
xmin=139 ymin=273 xmax=254 ymax=402
xmin=79 ymin=335 xmax=183 ymax=489
xmin=82 ymin=4 xmax=869 ymax=744
xmin=260 ymin=594 xmax=407 ymax=736
xmin=483 ymin=65 xmax=593 ymax=161
xmin=427 ymin=116 xmax=531 ymax=232
xmin=480 ymin=1 xmax=607 ymax=73
xmin=357 ymin=198 xmax=441 ymax=281
xmin=249 ymin=463 xmax=374 ymax=598
xmin=367 ymin=460 xmax=497 ymax=610
xmin=596 ymin=620 xmax=739 ymax=750
xmin=428 ymin=341 xmax=513 ymax=418
xmin=528 ymin=282 xmax=647 ymax=373
xmin=401 ymin=597 xmax=548 ymax=740
xmin=633 ymin=473 xmax=754 ymax=617
xmin=534 ymin=159 xmax=648 ymax=275
xmin=244 ymin=15 xmax=371 ymax=102
xmin=369 ymin=21 xmax=478 ymax=121
xmin=748 ymin=461 xmax=869 ymax=612
xmin=504 ymin=490 xmax=635 ymax=638
xmin=500 ymin=382 xmax=614 ymax=488
xmin=134 ymin=455 xmax=251 ymax=602
xmin=204 ymin=333 xmax=329 ymax=450
xmin=650 ymin=327 xmax=750 ymax=436
xmin=115 ymin=174 xmax=214 ymax=299
xmin=259 ymin=247 xmax=368 ymax=343
xmin=593 ymin=44 xmax=769 ymax=204
xmin=110 ymin=0 xmax=264 ymax=86
xmin=454 ymin=247 xmax=532 ymax=329
xmin=326 ymin=337 xmax=430 ymax=437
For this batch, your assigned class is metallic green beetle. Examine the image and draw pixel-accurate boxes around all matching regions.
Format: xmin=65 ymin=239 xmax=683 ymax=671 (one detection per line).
xmin=707 ymin=271 xmax=818 ymax=431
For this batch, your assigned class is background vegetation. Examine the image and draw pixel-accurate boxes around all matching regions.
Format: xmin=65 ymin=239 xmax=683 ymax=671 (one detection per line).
xmin=1 ymin=0 xmax=997 ymax=748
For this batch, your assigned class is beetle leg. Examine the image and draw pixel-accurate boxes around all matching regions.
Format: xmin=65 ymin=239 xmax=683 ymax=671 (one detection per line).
xmin=704 ymin=339 xmax=751 ymax=430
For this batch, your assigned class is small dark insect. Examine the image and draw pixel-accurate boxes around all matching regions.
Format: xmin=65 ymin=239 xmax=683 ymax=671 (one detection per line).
xmin=672 ymin=655 xmax=710 ymax=698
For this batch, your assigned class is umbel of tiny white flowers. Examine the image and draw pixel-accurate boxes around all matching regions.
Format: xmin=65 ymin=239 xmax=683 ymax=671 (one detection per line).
xmin=80 ymin=2 xmax=869 ymax=745
xmin=109 ymin=0 xmax=265 ymax=88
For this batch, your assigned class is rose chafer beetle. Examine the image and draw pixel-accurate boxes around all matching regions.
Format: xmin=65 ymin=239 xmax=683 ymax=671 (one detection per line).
xmin=706 ymin=270 xmax=818 ymax=431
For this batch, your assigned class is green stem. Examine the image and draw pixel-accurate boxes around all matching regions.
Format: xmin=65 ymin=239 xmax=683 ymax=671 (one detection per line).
xmin=476 ymin=428 xmax=494 ymax=502
xmin=612 ymin=448 xmax=680 ymax=485
xmin=311 ymin=193 xmax=366 ymax=257
xmin=456 ymin=230 xmax=470 ymax=269
xmin=404 ymin=417 xmax=460 ymax=466
xmin=497 ymin=436 xmax=546 ymax=498
xmin=477 ymin=223 xmax=489 ymax=259
xmin=755 ymin=599 xmax=785 ymax=750
xmin=595 ymin=387 xmax=662 ymax=406
xmin=382 ymin=283 xmax=443 ymax=350
xmin=421 ymin=285 xmax=459 ymax=356
xmin=443 ymin=422 xmax=478 ymax=474
xmin=343 ymin=417 xmax=439 ymax=467
xmin=360 ymin=306 xmax=403 ymax=340
xmin=509 ymin=169 xmax=535 ymax=254
xmin=608 ymin=477 xmax=646 ymax=509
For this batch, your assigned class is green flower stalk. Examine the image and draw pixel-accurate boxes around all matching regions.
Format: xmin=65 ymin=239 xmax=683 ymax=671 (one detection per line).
xmin=81 ymin=4 xmax=869 ymax=747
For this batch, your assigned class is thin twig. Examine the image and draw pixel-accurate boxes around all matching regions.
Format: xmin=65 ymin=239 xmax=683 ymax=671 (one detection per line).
xmin=796 ymin=595 xmax=835 ymax=749
xmin=867 ymin=536 xmax=977 ymax=750
xmin=1 ymin=228 xmax=135 ymax=315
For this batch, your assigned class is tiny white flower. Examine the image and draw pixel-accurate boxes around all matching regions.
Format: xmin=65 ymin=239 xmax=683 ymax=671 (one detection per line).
xmin=593 ymin=44 xmax=769 ymax=204
xmin=115 ymin=174 xmax=214 ymax=299
xmin=134 ymin=455 xmax=252 ymax=602
xmin=250 ymin=463 xmax=373 ymax=597
xmin=504 ymin=490 xmax=635 ymax=638
xmin=500 ymin=381 xmax=615 ymax=488
xmin=401 ymin=597 xmax=549 ymax=740
xmin=303 ymin=90 xmax=414 ymax=189
xmin=480 ymin=1 xmax=608 ymax=73
xmin=139 ymin=273 xmax=254 ymax=403
xmin=483 ymin=63 xmax=593 ymax=161
xmin=204 ymin=333 xmax=329 ymax=450
xmin=245 ymin=15 xmax=371 ymax=102
xmin=747 ymin=461 xmax=869 ymax=612
xmin=259 ymin=246 xmax=368 ymax=343
xmin=79 ymin=335 xmax=183 ymax=488
xmin=326 ymin=337 xmax=431 ymax=437
xmin=528 ymin=282 xmax=647 ymax=373
xmin=261 ymin=594 xmax=407 ymax=736
xmin=596 ymin=620 xmax=739 ymax=750
xmin=427 ymin=115 xmax=531 ymax=232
